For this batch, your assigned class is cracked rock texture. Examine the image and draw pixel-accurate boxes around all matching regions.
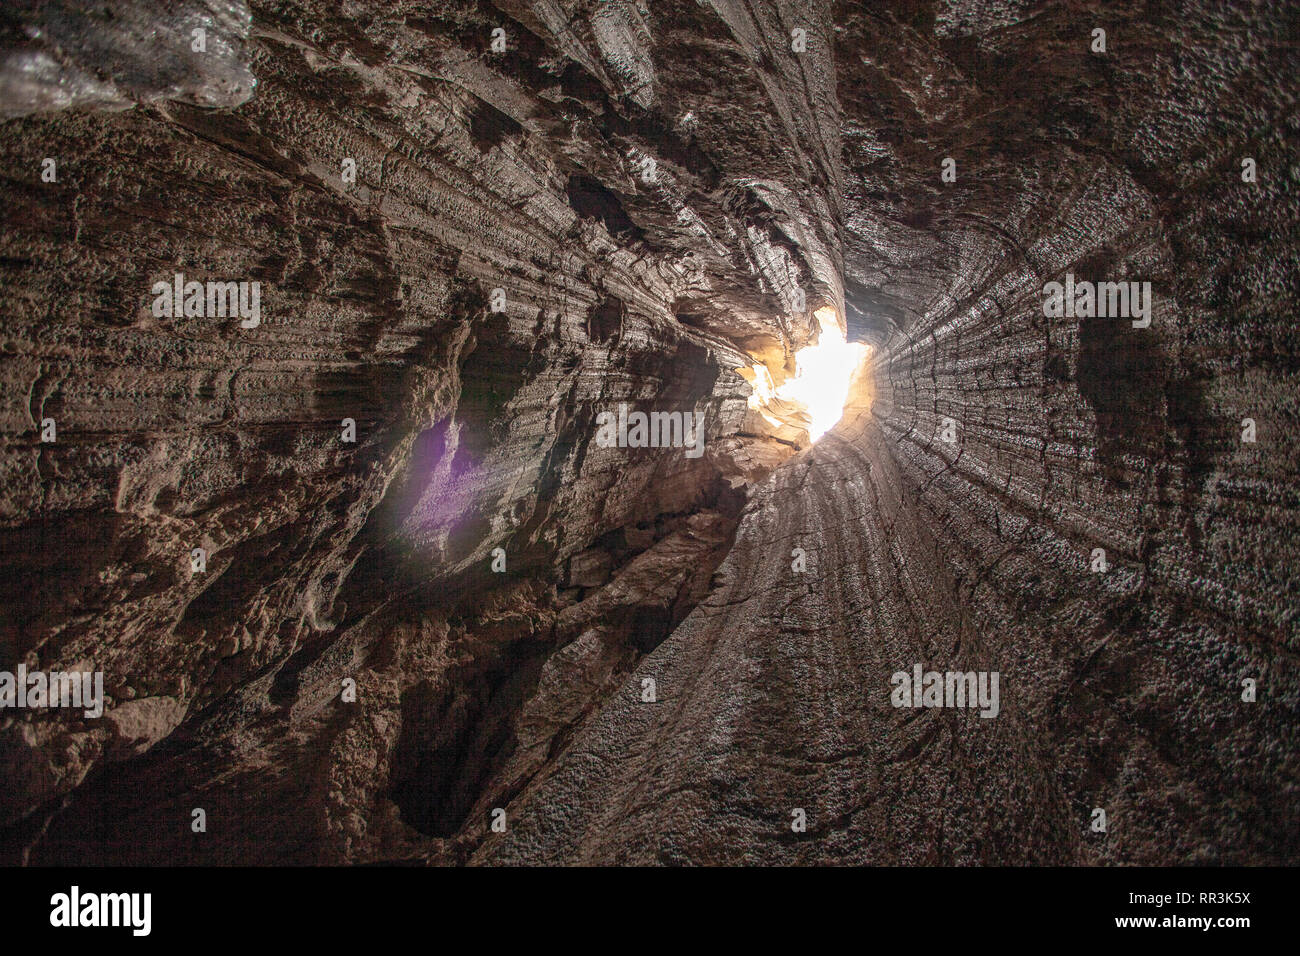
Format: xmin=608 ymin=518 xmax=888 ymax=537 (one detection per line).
xmin=0 ymin=0 xmax=1296 ymax=865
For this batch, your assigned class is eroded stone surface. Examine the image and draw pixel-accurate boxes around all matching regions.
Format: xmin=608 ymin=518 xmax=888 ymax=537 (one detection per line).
xmin=0 ymin=0 xmax=256 ymax=118
xmin=0 ymin=0 xmax=1295 ymax=865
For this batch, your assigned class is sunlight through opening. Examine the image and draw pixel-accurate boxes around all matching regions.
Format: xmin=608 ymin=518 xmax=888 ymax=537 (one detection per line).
xmin=744 ymin=306 xmax=868 ymax=442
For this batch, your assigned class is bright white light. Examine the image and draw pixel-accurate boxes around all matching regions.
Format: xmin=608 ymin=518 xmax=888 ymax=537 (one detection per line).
xmin=745 ymin=307 xmax=867 ymax=442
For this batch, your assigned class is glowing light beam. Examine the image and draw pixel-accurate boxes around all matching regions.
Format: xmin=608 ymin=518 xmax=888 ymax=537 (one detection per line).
xmin=744 ymin=306 xmax=867 ymax=442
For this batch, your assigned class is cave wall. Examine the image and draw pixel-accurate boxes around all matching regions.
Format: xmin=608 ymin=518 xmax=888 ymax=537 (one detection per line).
xmin=473 ymin=0 xmax=1299 ymax=864
xmin=0 ymin=0 xmax=836 ymax=862
xmin=0 ymin=0 xmax=1296 ymax=865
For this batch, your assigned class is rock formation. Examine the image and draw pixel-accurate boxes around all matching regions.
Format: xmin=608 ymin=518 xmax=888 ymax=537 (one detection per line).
xmin=0 ymin=0 xmax=1294 ymax=865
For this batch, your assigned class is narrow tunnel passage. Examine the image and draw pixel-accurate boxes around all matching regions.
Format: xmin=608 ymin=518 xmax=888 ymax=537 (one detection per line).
xmin=479 ymin=366 xmax=1292 ymax=864
xmin=0 ymin=0 xmax=1294 ymax=887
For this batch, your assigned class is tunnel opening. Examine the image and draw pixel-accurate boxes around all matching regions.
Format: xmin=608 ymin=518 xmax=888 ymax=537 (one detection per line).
xmin=741 ymin=306 xmax=869 ymax=442
xmin=0 ymin=0 xmax=1293 ymax=878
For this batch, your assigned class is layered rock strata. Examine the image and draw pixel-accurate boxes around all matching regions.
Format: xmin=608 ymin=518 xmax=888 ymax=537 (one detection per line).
xmin=0 ymin=0 xmax=1295 ymax=865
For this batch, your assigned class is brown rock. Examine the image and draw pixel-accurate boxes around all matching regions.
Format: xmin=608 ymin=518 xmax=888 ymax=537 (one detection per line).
xmin=566 ymin=549 xmax=614 ymax=588
xmin=0 ymin=0 xmax=1293 ymax=870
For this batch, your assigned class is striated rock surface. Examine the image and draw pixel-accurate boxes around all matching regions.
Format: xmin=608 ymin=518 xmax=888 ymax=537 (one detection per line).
xmin=0 ymin=0 xmax=1296 ymax=865
xmin=0 ymin=0 xmax=257 ymax=119
xmin=476 ymin=0 xmax=1299 ymax=865
xmin=0 ymin=0 xmax=828 ymax=863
